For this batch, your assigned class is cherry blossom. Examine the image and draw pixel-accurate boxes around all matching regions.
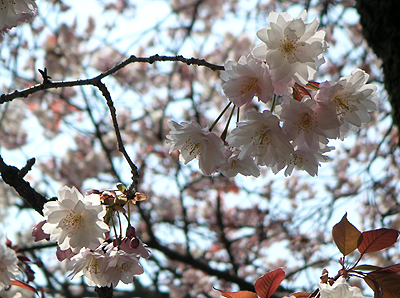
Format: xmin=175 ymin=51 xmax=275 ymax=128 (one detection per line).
xmin=218 ymin=149 xmax=260 ymax=178
xmin=221 ymin=55 xmax=274 ymax=106
xmin=252 ymin=10 xmax=328 ymax=85
xmin=227 ymin=110 xmax=294 ymax=168
xmin=101 ymin=244 xmax=144 ymax=287
xmin=31 ymin=220 xmax=50 ymax=242
xmin=279 ymin=96 xmax=340 ymax=149
xmin=42 ymin=186 xmax=109 ymax=253
xmin=316 ymin=68 xmax=377 ymax=139
xmin=0 ymin=0 xmax=37 ymax=33
xmin=67 ymin=248 xmax=108 ymax=287
xmin=0 ymin=243 xmax=19 ymax=291
xmin=281 ymin=144 xmax=333 ymax=176
xmin=166 ymin=120 xmax=225 ymax=175
xmin=319 ymin=277 xmax=365 ymax=298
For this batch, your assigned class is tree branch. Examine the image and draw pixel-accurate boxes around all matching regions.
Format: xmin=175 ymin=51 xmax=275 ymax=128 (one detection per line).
xmin=0 ymin=55 xmax=224 ymax=104
xmin=0 ymin=156 xmax=47 ymax=215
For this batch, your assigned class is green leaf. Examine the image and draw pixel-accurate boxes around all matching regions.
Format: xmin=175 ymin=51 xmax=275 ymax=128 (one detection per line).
xmin=254 ymin=268 xmax=285 ymax=298
xmin=358 ymin=228 xmax=399 ymax=255
xmin=332 ymin=213 xmax=363 ymax=256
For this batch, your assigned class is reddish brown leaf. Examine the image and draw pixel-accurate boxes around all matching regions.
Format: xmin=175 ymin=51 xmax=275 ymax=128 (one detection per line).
xmin=358 ymin=229 xmax=399 ymax=255
xmin=214 ymin=289 xmax=258 ymax=298
xmin=364 ymin=271 xmax=400 ymax=298
xmin=10 ymin=280 xmax=38 ymax=294
xmin=354 ymin=264 xmax=382 ymax=272
xmin=374 ymin=264 xmax=400 ymax=274
xmin=255 ymin=268 xmax=285 ymax=298
xmin=291 ymin=292 xmax=310 ymax=298
xmin=332 ymin=213 xmax=363 ymax=256
xmin=305 ymin=81 xmax=320 ymax=90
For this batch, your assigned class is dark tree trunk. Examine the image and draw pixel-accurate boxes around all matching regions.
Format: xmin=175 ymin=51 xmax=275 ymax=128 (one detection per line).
xmin=356 ymin=0 xmax=400 ymax=135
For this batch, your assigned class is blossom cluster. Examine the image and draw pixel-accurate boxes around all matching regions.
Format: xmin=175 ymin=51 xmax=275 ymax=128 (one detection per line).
xmin=32 ymin=185 xmax=150 ymax=288
xmin=167 ymin=10 xmax=377 ymax=177
xmin=0 ymin=0 xmax=37 ymax=33
xmin=0 ymin=242 xmax=19 ymax=291
xmin=283 ymin=277 xmax=364 ymax=298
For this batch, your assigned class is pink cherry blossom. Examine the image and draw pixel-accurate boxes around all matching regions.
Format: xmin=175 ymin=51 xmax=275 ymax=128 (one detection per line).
xmin=166 ymin=120 xmax=226 ymax=175
xmin=227 ymin=110 xmax=294 ymax=168
xmin=221 ymin=55 xmax=274 ymax=106
xmin=217 ymin=148 xmax=260 ymax=178
xmin=281 ymin=144 xmax=333 ymax=176
xmin=0 ymin=243 xmax=19 ymax=291
xmin=279 ymin=96 xmax=339 ymax=149
xmin=252 ymin=10 xmax=328 ymax=85
xmin=31 ymin=220 xmax=50 ymax=242
xmin=316 ymin=68 xmax=377 ymax=139
xmin=101 ymin=244 xmax=144 ymax=287
xmin=67 ymin=248 xmax=108 ymax=287
xmin=0 ymin=0 xmax=37 ymax=33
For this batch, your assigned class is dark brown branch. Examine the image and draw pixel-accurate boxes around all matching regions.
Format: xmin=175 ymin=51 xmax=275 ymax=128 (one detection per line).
xmin=95 ymin=286 xmax=113 ymax=298
xmin=0 ymin=155 xmax=47 ymax=215
xmin=0 ymin=55 xmax=224 ymax=104
xmin=94 ymin=81 xmax=140 ymax=193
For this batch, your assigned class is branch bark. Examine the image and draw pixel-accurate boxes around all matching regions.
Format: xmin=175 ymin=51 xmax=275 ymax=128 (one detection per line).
xmin=356 ymin=0 xmax=400 ymax=137
xmin=0 ymin=156 xmax=47 ymax=215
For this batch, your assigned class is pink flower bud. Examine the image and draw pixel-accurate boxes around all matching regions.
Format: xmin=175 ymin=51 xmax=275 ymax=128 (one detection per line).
xmin=32 ymin=220 xmax=50 ymax=242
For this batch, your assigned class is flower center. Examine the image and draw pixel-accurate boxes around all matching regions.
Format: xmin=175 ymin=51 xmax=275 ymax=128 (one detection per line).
xmin=86 ymin=257 xmax=101 ymax=274
xmin=253 ymin=127 xmax=272 ymax=148
xmin=297 ymin=112 xmax=315 ymax=133
xmin=183 ymin=139 xmax=201 ymax=157
xmin=240 ymin=78 xmax=259 ymax=95
xmin=282 ymin=41 xmax=296 ymax=53
xmin=332 ymin=95 xmax=353 ymax=119
xmin=61 ymin=212 xmax=84 ymax=231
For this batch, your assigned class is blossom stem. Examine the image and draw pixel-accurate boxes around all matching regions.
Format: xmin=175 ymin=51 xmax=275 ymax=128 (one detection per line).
xmin=209 ymin=101 xmax=232 ymax=132
xmin=271 ymin=94 xmax=277 ymax=113
xmin=220 ymin=105 xmax=236 ymax=142
xmin=111 ymin=216 xmax=119 ymax=240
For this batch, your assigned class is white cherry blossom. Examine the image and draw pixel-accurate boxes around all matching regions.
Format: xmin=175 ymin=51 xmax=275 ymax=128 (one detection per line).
xmin=279 ymin=96 xmax=339 ymax=149
xmin=0 ymin=243 xmax=19 ymax=291
xmin=253 ymin=10 xmax=328 ymax=85
xmin=42 ymin=186 xmax=109 ymax=253
xmin=166 ymin=120 xmax=225 ymax=175
xmin=316 ymin=68 xmax=377 ymax=139
xmin=218 ymin=149 xmax=260 ymax=178
xmin=0 ymin=0 xmax=37 ymax=33
xmin=281 ymin=144 xmax=333 ymax=176
xmin=319 ymin=277 xmax=365 ymax=298
xmin=227 ymin=110 xmax=294 ymax=168
xmin=67 ymin=248 xmax=108 ymax=287
xmin=221 ymin=55 xmax=274 ymax=106
xmin=101 ymin=244 xmax=144 ymax=287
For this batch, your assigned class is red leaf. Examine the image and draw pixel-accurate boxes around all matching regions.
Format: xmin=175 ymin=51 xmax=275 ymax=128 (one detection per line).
xmin=332 ymin=213 xmax=363 ymax=256
xmin=364 ymin=271 xmax=400 ymax=298
xmin=292 ymin=83 xmax=311 ymax=101
xmin=374 ymin=264 xmax=400 ymax=274
xmin=358 ymin=228 xmax=399 ymax=255
xmin=354 ymin=264 xmax=382 ymax=272
xmin=214 ymin=289 xmax=257 ymax=298
xmin=291 ymin=292 xmax=311 ymax=298
xmin=255 ymin=268 xmax=285 ymax=298
xmin=10 ymin=280 xmax=38 ymax=295
xmin=305 ymin=81 xmax=320 ymax=90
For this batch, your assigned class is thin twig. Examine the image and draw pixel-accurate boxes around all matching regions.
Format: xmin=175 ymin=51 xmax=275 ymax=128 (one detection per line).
xmin=1 ymin=55 xmax=224 ymax=104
